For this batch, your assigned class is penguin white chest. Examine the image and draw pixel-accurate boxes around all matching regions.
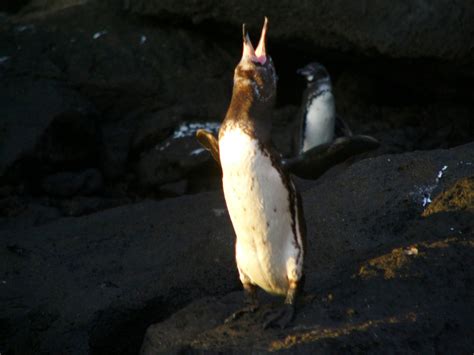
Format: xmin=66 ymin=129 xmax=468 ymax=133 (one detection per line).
xmin=219 ymin=128 xmax=302 ymax=295
xmin=302 ymin=91 xmax=336 ymax=152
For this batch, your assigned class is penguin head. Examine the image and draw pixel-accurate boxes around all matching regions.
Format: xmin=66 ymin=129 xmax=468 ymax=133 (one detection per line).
xmin=233 ymin=17 xmax=277 ymax=104
xmin=297 ymin=62 xmax=330 ymax=85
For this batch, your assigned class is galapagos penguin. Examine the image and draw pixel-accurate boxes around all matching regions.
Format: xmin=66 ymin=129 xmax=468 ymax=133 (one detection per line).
xmin=218 ymin=18 xmax=306 ymax=328
xmin=296 ymin=62 xmax=336 ymax=153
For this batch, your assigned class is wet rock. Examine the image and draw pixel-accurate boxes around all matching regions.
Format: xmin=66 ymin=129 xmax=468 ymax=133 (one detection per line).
xmin=128 ymin=0 xmax=474 ymax=61
xmin=41 ymin=169 xmax=103 ymax=197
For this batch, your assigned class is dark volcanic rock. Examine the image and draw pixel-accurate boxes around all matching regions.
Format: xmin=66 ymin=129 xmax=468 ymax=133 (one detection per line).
xmin=1 ymin=1 xmax=474 ymax=354
xmin=127 ymin=0 xmax=474 ymax=61
xmin=11 ymin=1 xmax=235 ymax=119
xmin=1 ymin=0 xmax=234 ymax=191
xmin=36 ymin=110 xmax=100 ymax=169
xmin=131 ymin=109 xmax=182 ymax=157
xmin=0 ymin=198 xmax=61 ymax=231
xmin=41 ymin=169 xmax=103 ymax=197
xmin=141 ymin=142 xmax=474 ymax=354
xmin=0 ymin=78 xmax=96 ymax=182
xmin=0 ymin=192 xmax=234 ymax=354
xmin=56 ymin=196 xmax=129 ymax=217
xmin=1 ymin=140 xmax=473 ymax=354
xmin=100 ymin=110 xmax=141 ymax=181
xmin=135 ymin=122 xmax=220 ymax=190
xmin=0 ymin=0 xmax=30 ymax=14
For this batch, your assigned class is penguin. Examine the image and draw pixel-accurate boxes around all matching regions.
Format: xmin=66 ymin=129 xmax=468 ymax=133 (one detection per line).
xmin=218 ymin=18 xmax=306 ymax=328
xmin=296 ymin=62 xmax=355 ymax=154
xmin=284 ymin=61 xmax=379 ymax=179
xmin=296 ymin=62 xmax=337 ymax=153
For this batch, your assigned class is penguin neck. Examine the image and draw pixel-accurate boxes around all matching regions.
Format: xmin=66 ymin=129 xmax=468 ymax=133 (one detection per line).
xmin=223 ymin=85 xmax=273 ymax=142
xmin=307 ymin=78 xmax=332 ymax=96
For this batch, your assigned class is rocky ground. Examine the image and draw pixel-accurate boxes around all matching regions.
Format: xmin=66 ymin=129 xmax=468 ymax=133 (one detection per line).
xmin=0 ymin=0 xmax=473 ymax=354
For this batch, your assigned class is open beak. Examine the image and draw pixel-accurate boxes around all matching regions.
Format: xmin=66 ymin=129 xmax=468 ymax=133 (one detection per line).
xmin=255 ymin=17 xmax=268 ymax=61
xmin=242 ymin=23 xmax=256 ymax=61
xmin=241 ymin=17 xmax=268 ymax=65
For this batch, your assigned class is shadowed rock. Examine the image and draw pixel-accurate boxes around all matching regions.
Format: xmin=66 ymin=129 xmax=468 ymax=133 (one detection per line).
xmin=127 ymin=0 xmax=474 ymax=61
xmin=141 ymin=142 xmax=474 ymax=354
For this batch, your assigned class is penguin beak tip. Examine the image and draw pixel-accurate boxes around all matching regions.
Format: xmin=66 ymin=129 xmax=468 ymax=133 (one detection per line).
xmin=255 ymin=16 xmax=268 ymax=64
xmin=242 ymin=23 xmax=249 ymax=42
xmin=241 ymin=17 xmax=269 ymax=65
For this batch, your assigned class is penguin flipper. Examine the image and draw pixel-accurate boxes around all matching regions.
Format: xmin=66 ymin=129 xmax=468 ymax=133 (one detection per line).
xmin=283 ymin=135 xmax=379 ymax=180
xmin=335 ymin=115 xmax=353 ymax=137
xmin=196 ymin=129 xmax=220 ymax=163
xmin=282 ymin=142 xmax=335 ymax=179
xmin=330 ymin=134 xmax=379 ymax=154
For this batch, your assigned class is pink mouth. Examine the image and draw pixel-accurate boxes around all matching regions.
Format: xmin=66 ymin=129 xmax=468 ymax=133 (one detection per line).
xmin=242 ymin=17 xmax=268 ymax=65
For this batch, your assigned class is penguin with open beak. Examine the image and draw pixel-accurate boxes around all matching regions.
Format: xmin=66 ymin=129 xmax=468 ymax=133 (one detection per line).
xmin=216 ymin=18 xmax=305 ymax=328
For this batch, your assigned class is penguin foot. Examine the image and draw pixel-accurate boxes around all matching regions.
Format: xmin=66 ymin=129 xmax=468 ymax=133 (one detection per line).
xmin=262 ymin=304 xmax=295 ymax=329
xmin=224 ymin=303 xmax=259 ymax=324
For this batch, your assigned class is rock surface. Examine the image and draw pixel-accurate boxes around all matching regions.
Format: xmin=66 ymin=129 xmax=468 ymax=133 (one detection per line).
xmin=0 ymin=78 xmax=97 ymax=181
xmin=0 ymin=1 xmax=473 ymax=354
xmin=422 ymin=176 xmax=474 ymax=216
xmin=141 ymin=143 xmax=474 ymax=354
xmin=41 ymin=169 xmax=103 ymax=197
xmin=135 ymin=122 xmax=221 ymax=190
xmin=0 ymin=192 xmax=235 ymax=354
xmin=0 ymin=0 xmax=234 ymax=193
xmin=1 ymin=142 xmax=472 ymax=354
xmin=127 ymin=0 xmax=474 ymax=61
xmin=1 ymin=0 xmax=473 ymax=198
